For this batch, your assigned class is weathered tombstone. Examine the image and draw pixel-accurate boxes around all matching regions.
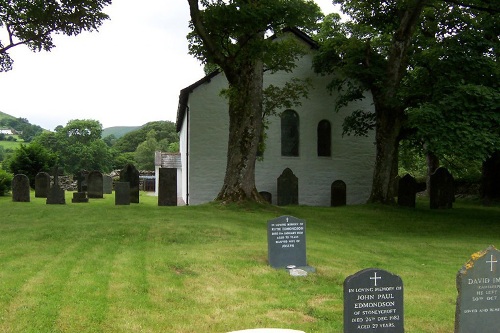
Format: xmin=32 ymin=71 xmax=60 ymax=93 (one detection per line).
xmin=259 ymin=191 xmax=272 ymax=204
xmin=267 ymin=215 xmax=306 ymax=269
xmin=277 ymin=168 xmax=298 ymax=206
xmin=344 ymin=268 xmax=404 ymax=333
xmin=397 ymin=174 xmax=417 ymax=208
xmin=455 ymin=245 xmax=500 ymax=333
xmin=46 ymin=167 xmax=65 ymax=204
xmin=35 ymin=172 xmax=50 ymax=198
xmin=71 ymin=171 xmax=88 ymax=203
xmin=430 ymin=167 xmax=454 ymax=209
xmin=115 ymin=182 xmax=131 ymax=205
xmin=87 ymin=170 xmax=104 ymax=199
xmin=158 ymin=168 xmax=177 ymax=206
xmin=103 ymin=175 xmax=113 ymax=194
xmin=12 ymin=174 xmax=30 ymax=202
xmin=331 ymin=180 xmax=347 ymax=207
xmin=120 ymin=164 xmax=139 ymax=203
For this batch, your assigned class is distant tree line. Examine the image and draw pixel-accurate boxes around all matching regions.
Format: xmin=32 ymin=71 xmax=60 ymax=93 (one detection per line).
xmin=0 ymin=117 xmax=44 ymax=142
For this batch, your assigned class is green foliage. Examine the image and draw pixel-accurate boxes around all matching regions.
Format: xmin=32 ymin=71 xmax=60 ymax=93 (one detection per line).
xmin=0 ymin=169 xmax=12 ymax=196
xmin=101 ymin=126 xmax=141 ymax=139
xmin=0 ymin=117 xmax=43 ymax=142
xmin=134 ymin=130 xmax=160 ymax=170
xmin=8 ymin=143 xmax=55 ymax=188
xmin=113 ymin=121 xmax=178 ymax=153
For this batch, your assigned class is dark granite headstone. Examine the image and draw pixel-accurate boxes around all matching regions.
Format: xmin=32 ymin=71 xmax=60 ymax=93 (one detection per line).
xmin=455 ymin=245 xmax=500 ymax=333
xmin=158 ymin=168 xmax=177 ymax=206
xmin=115 ymin=182 xmax=131 ymax=205
xmin=397 ymin=174 xmax=417 ymax=208
xmin=46 ymin=167 xmax=65 ymax=204
xmin=12 ymin=174 xmax=30 ymax=202
xmin=430 ymin=167 xmax=454 ymax=209
xmin=87 ymin=170 xmax=103 ymax=199
xmin=35 ymin=172 xmax=50 ymax=198
xmin=259 ymin=191 xmax=272 ymax=204
xmin=71 ymin=171 xmax=88 ymax=203
xmin=103 ymin=175 xmax=113 ymax=194
xmin=267 ymin=215 xmax=306 ymax=268
xmin=344 ymin=268 xmax=404 ymax=333
xmin=120 ymin=164 xmax=139 ymax=203
xmin=331 ymin=180 xmax=347 ymax=207
xmin=277 ymin=168 xmax=298 ymax=206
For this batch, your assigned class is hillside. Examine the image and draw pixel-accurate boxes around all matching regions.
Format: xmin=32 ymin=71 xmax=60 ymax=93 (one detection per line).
xmin=102 ymin=126 xmax=141 ymax=139
xmin=0 ymin=111 xmax=16 ymax=122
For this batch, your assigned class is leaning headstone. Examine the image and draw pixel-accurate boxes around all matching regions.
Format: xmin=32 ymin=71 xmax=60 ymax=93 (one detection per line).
xmin=430 ymin=167 xmax=454 ymax=209
xmin=267 ymin=215 xmax=306 ymax=269
xmin=158 ymin=168 xmax=177 ymax=206
xmin=344 ymin=268 xmax=404 ymax=333
xmin=46 ymin=167 xmax=65 ymax=204
xmin=259 ymin=191 xmax=272 ymax=204
xmin=87 ymin=170 xmax=104 ymax=199
xmin=12 ymin=174 xmax=30 ymax=202
xmin=103 ymin=175 xmax=113 ymax=194
xmin=120 ymin=164 xmax=139 ymax=203
xmin=331 ymin=180 xmax=347 ymax=207
xmin=277 ymin=168 xmax=298 ymax=206
xmin=455 ymin=245 xmax=500 ymax=333
xmin=35 ymin=172 xmax=50 ymax=198
xmin=115 ymin=182 xmax=131 ymax=205
xmin=398 ymin=174 xmax=417 ymax=208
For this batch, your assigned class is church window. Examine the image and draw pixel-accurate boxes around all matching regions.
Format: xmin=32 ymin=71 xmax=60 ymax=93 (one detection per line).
xmin=281 ymin=110 xmax=299 ymax=156
xmin=317 ymin=119 xmax=331 ymax=157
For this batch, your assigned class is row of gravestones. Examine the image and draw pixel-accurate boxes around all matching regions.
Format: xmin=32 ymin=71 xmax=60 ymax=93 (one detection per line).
xmin=267 ymin=215 xmax=500 ymax=332
xmin=398 ymin=167 xmax=454 ymax=209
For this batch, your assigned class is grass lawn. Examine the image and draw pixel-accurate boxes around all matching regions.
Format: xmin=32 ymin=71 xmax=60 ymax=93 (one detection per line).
xmin=0 ymin=193 xmax=499 ymax=332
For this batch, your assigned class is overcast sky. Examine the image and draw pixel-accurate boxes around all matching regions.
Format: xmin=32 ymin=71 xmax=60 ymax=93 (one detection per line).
xmin=0 ymin=0 xmax=337 ymax=131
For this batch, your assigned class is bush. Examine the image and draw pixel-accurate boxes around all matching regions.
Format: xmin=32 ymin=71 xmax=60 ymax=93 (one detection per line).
xmin=0 ymin=169 xmax=13 ymax=196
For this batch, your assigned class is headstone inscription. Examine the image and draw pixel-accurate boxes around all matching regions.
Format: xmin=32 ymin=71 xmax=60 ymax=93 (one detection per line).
xmin=344 ymin=268 xmax=404 ymax=333
xmin=331 ymin=180 xmax=347 ymax=207
xmin=277 ymin=168 xmax=298 ymax=206
xmin=455 ymin=245 xmax=500 ymax=333
xmin=120 ymin=164 xmax=139 ymax=203
xmin=267 ymin=215 xmax=306 ymax=269
xmin=430 ymin=167 xmax=454 ymax=209
xmin=35 ymin=172 xmax=50 ymax=198
xmin=87 ymin=170 xmax=103 ymax=199
xmin=12 ymin=174 xmax=30 ymax=202
xmin=115 ymin=182 xmax=131 ymax=205
xmin=158 ymin=168 xmax=177 ymax=206
xmin=46 ymin=167 xmax=65 ymax=205
xmin=103 ymin=175 xmax=113 ymax=194
xmin=397 ymin=174 xmax=416 ymax=208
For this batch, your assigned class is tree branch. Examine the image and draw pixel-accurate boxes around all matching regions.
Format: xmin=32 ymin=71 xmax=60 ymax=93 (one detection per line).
xmin=442 ymin=0 xmax=500 ymax=14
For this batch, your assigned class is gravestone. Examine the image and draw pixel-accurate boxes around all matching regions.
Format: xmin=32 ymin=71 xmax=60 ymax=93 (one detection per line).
xmin=277 ymin=168 xmax=298 ymax=206
xmin=158 ymin=168 xmax=177 ymax=206
xmin=430 ymin=167 xmax=454 ymax=209
xmin=331 ymin=180 xmax=347 ymax=207
xmin=87 ymin=170 xmax=103 ymax=199
xmin=344 ymin=268 xmax=404 ymax=333
xmin=12 ymin=174 xmax=30 ymax=202
xmin=71 ymin=171 xmax=88 ymax=203
xmin=120 ymin=164 xmax=139 ymax=203
xmin=35 ymin=172 xmax=50 ymax=198
xmin=267 ymin=215 xmax=306 ymax=269
xmin=455 ymin=245 xmax=500 ymax=333
xmin=46 ymin=167 xmax=65 ymax=204
xmin=115 ymin=182 xmax=131 ymax=205
xmin=397 ymin=174 xmax=417 ymax=208
xmin=103 ymin=175 xmax=113 ymax=194
xmin=259 ymin=191 xmax=272 ymax=204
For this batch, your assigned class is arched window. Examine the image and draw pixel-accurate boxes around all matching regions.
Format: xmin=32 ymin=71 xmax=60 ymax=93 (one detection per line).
xmin=281 ymin=110 xmax=299 ymax=156
xmin=317 ymin=119 xmax=331 ymax=157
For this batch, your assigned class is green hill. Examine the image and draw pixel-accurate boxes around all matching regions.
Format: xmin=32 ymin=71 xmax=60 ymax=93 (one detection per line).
xmin=102 ymin=126 xmax=141 ymax=139
xmin=0 ymin=110 xmax=16 ymax=122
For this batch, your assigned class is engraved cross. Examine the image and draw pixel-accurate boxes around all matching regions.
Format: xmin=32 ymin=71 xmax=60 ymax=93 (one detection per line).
xmin=486 ymin=255 xmax=498 ymax=272
xmin=370 ymin=272 xmax=381 ymax=286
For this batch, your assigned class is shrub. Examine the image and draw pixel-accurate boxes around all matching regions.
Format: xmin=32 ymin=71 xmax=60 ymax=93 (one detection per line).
xmin=0 ymin=169 xmax=13 ymax=196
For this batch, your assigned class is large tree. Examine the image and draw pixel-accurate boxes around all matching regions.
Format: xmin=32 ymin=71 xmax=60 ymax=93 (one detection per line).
xmin=314 ymin=0 xmax=499 ymax=203
xmin=0 ymin=0 xmax=111 ymax=72
xmin=187 ymin=0 xmax=321 ymax=203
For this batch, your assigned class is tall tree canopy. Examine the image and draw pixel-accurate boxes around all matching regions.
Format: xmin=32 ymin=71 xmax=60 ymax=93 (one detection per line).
xmin=314 ymin=0 xmax=499 ymax=203
xmin=0 ymin=0 xmax=111 ymax=72
xmin=187 ymin=0 xmax=322 ymax=203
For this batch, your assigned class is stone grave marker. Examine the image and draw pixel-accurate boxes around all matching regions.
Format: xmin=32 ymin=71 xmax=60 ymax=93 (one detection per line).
xmin=115 ymin=182 xmax=131 ymax=205
xmin=71 ymin=171 xmax=88 ymax=203
xmin=430 ymin=167 xmax=454 ymax=209
xmin=87 ymin=170 xmax=104 ymax=199
xmin=103 ymin=175 xmax=113 ymax=194
xmin=12 ymin=174 xmax=30 ymax=202
xmin=277 ymin=168 xmax=298 ymax=206
xmin=267 ymin=215 xmax=306 ymax=269
xmin=158 ymin=168 xmax=177 ymax=206
xmin=331 ymin=180 xmax=347 ymax=207
xmin=344 ymin=268 xmax=404 ymax=333
xmin=397 ymin=174 xmax=417 ymax=208
xmin=46 ymin=167 xmax=65 ymax=205
xmin=455 ymin=245 xmax=500 ymax=333
xmin=35 ymin=172 xmax=50 ymax=198
xmin=120 ymin=164 xmax=139 ymax=203
xmin=259 ymin=191 xmax=272 ymax=204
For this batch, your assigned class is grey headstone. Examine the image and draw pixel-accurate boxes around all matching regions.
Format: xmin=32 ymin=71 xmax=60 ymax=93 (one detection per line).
xmin=397 ymin=174 xmax=417 ymax=208
xmin=277 ymin=168 xmax=298 ymax=206
xmin=259 ymin=191 xmax=272 ymax=204
xmin=331 ymin=180 xmax=347 ymax=207
xmin=71 ymin=192 xmax=88 ymax=203
xmin=35 ymin=172 xmax=50 ymax=198
xmin=430 ymin=167 xmax=454 ymax=209
xmin=87 ymin=170 xmax=103 ymax=199
xmin=46 ymin=167 xmax=65 ymax=204
xmin=455 ymin=245 xmax=500 ymax=333
xmin=12 ymin=174 xmax=30 ymax=202
xmin=120 ymin=164 xmax=139 ymax=203
xmin=267 ymin=215 xmax=306 ymax=268
xmin=344 ymin=268 xmax=404 ymax=333
xmin=158 ymin=168 xmax=177 ymax=206
xmin=115 ymin=182 xmax=131 ymax=205
xmin=103 ymin=175 xmax=113 ymax=194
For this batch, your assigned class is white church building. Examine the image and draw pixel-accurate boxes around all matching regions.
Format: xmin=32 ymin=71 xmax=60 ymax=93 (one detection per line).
xmin=175 ymin=29 xmax=376 ymax=206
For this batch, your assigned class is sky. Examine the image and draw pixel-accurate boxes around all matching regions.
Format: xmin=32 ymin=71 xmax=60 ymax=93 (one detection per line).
xmin=0 ymin=0 xmax=338 ymax=131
